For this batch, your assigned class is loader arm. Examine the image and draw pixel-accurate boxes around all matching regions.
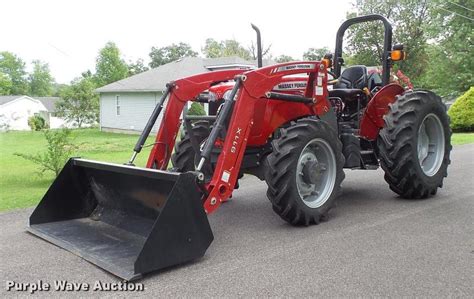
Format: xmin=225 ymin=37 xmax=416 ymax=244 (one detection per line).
xmin=146 ymin=69 xmax=245 ymax=169
xmin=202 ymin=61 xmax=331 ymax=213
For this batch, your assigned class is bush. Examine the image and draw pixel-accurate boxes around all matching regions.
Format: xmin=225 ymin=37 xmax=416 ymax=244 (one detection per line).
xmin=188 ymin=102 xmax=206 ymax=116
xmin=448 ymin=87 xmax=474 ymax=132
xmin=28 ymin=115 xmax=48 ymax=131
xmin=179 ymin=102 xmax=207 ymax=138
xmin=15 ymin=129 xmax=75 ymax=176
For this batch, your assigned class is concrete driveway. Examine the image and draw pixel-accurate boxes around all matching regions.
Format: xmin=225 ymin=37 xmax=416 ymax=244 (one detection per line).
xmin=1 ymin=144 xmax=473 ymax=297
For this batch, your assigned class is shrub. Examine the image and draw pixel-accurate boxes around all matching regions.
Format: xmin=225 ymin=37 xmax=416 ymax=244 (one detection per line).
xmin=188 ymin=102 xmax=206 ymax=116
xmin=448 ymin=87 xmax=474 ymax=132
xmin=28 ymin=115 xmax=48 ymax=131
xmin=15 ymin=129 xmax=75 ymax=176
xmin=179 ymin=102 xmax=207 ymax=138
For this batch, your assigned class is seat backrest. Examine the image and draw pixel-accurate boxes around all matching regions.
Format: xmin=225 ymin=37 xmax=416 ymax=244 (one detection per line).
xmin=334 ymin=65 xmax=368 ymax=90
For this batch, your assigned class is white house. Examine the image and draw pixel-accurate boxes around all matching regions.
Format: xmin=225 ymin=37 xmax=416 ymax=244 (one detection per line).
xmin=96 ymin=56 xmax=274 ymax=133
xmin=0 ymin=95 xmax=69 ymax=130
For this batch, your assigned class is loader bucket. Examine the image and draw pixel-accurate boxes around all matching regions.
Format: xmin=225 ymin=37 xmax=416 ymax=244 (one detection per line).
xmin=28 ymin=158 xmax=213 ymax=281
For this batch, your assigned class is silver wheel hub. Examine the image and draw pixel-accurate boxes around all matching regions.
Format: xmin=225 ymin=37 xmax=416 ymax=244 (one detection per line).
xmin=296 ymin=138 xmax=337 ymax=209
xmin=417 ymin=113 xmax=445 ymax=177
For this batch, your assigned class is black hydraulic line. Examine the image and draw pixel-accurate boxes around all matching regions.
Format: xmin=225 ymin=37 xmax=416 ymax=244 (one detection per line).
xmin=251 ymin=24 xmax=263 ymax=68
xmin=126 ymin=84 xmax=172 ymax=165
xmin=196 ymin=77 xmax=242 ymax=171
xmin=184 ymin=115 xmax=217 ymax=121
xmin=334 ymin=14 xmax=393 ymax=86
xmin=195 ymin=95 xmax=210 ymax=103
xmin=183 ymin=118 xmax=202 ymax=158
xmin=265 ymin=92 xmax=314 ymax=104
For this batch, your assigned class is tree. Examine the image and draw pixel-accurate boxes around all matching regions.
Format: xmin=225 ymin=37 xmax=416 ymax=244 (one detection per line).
xmin=128 ymin=58 xmax=149 ymax=75
xmin=0 ymin=72 xmax=12 ymax=95
xmin=345 ymin=0 xmax=432 ymax=84
xmin=15 ymin=129 xmax=75 ymax=176
xmin=303 ymin=47 xmax=330 ymax=61
xmin=420 ymin=0 xmax=473 ymax=96
xmin=28 ymin=60 xmax=54 ymax=96
xmin=249 ymin=41 xmax=272 ymax=60
xmin=94 ymin=42 xmax=129 ymax=87
xmin=202 ymin=38 xmax=252 ymax=60
xmin=149 ymin=43 xmax=198 ymax=68
xmin=188 ymin=102 xmax=206 ymax=116
xmin=56 ymin=77 xmax=99 ymax=128
xmin=81 ymin=70 xmax=93 ymax=79
xmin=0 ymin=51 xmax=28 ymax=95
xmin=51 ymin=83 xmax=68 ymax=97
xmin=275 ymin=55 xmax=296 ymax=63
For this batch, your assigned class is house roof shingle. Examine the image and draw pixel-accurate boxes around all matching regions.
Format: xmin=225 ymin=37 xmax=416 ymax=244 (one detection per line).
xmin=0 ymin=95 xmax=23 ymax=105
xmin=36 ymin=97 xmax=60 ymax=113
xmin=95 ymin=56 xmax=274 ymax=93
xmin=0 ymin=95 xmax=60 ymax=112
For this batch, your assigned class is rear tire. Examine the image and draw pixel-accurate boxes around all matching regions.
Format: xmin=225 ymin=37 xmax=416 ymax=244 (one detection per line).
xmin=377 ymin=90 xmax=452 ymax=198
xmin=265 ymin=118 xmax=345 ymax=226
xmin=171 ymin=121 xmax=210 ymax=172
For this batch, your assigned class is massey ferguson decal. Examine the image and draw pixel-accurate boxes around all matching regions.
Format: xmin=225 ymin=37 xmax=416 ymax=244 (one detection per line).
xmin=273 ymin=81 xmax=307 ymax=91
xmin=272 ymin=63 xmax=316 ymax=73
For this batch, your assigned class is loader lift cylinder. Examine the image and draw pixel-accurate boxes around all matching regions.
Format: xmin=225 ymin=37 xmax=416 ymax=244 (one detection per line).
xmin=127 ymin=84 xmax=173 ymax=165
xmin=197 ymin=77 xmax=242 ymax=171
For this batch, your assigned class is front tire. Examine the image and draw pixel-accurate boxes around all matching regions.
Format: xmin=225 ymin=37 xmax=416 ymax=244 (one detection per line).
xmin=377 ymin=90 xmax=452 ymax=198
xmin=265 ymin=118 xmax=345 ymax=226
xmin=171 ymin=121 xmax=210 ymax=172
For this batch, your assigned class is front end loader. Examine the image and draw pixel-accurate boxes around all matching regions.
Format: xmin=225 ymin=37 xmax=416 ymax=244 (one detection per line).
xmin=28 ymin=15 xmax=451 ymax=280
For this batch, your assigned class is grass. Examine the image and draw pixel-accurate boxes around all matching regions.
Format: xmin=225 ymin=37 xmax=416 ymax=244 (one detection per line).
xmin=451 ymin=132 xmax=474 ymax=145
xmin=0 ymin=129 xmax=473 ymax=212
xmin=0 ymin=128 xmax=156 ymax=211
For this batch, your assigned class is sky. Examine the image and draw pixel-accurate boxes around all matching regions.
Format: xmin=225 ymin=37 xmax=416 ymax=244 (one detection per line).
xmin=0 ymin=0 xmax=354 ymax=84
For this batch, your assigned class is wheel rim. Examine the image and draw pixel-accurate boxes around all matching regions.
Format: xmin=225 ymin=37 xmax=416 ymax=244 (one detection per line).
xmin=296 ymin=138 xmax=337 ymax=208
xmin=417 ymin=113 xmax=445 ymax=177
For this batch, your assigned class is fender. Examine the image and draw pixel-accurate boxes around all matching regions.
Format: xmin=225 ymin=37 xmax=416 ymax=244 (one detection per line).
xmin=319 ymin=106 xmax=338 ymax=132
xmin=359 ymin=83 xmax=405 ymax=140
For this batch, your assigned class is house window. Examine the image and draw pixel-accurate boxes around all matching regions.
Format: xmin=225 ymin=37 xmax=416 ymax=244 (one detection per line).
xmin=116 ymin=95 xmax=120 ymax=116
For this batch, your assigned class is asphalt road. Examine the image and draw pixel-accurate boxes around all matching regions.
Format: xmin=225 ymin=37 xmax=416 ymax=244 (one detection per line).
xmin=1 ymin=144 xmax=473 ymax=297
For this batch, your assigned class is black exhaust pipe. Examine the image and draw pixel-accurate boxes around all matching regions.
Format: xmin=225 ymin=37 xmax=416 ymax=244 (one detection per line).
xmin=251 ymin=23 xmax=262 ymax=68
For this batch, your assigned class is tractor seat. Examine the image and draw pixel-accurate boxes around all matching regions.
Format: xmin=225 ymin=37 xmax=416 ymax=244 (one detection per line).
xmin=328 ymin=88 xmax=365 ymax=100
xmin=330 ymin=65 xmax=368 ymax=102
xmin=334 ymin=65 xmax=368 ymax=89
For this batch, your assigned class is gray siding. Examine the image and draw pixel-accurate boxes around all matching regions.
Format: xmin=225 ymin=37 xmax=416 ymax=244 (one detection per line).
xmin=100 ymin=92 xmax=164 ymax=133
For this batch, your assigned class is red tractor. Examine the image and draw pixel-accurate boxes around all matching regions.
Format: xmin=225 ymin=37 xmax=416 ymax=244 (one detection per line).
xmin=28 ymin=15 xmax=451 ymax=280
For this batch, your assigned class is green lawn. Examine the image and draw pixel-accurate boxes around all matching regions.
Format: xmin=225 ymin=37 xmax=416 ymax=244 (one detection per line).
xmin=451 ymin=132 xmax=474 ymax=145
xmin=0 ymin=129 xmax=156 ymax=211
xmin=0 ymin=129 xmax=472 ymax=212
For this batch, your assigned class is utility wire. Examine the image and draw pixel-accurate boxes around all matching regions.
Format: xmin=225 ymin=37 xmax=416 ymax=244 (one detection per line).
xmin=448 ymin=1 xmax=474 ymax=12
xmin=438 ymin=6 xmax=474 ymax=21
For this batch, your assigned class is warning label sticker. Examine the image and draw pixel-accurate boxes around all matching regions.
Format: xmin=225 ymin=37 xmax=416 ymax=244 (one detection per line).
xmin=221 ymin=171 xmax=231 ymax=183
